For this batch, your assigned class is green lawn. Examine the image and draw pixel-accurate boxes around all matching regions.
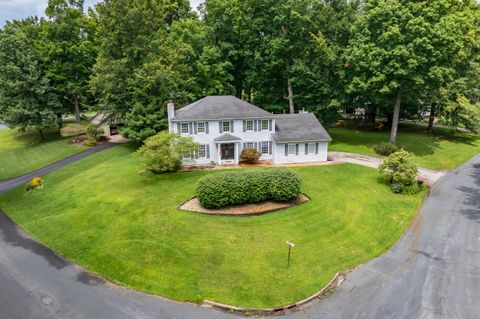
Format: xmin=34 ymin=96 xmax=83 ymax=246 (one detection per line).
xmin=329 ymin=125 xmax=480 ymax=170
xmin=0 ymin=128 xmax=86 ymax=180
xmin=0 ymin=145 xmax=424 ymax=307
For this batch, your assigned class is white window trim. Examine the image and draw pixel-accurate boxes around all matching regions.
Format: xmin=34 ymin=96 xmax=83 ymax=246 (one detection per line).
xmin=180 ymin=122 xmax=189 ymax=134
xmin=288 ymin=144 xmax=296 ymax=155
xmin=260 ymin=119 xmax=269 ymax=131
xmin=307 ymin=143 xmax=316 ymax=155
xmin=245 ymin=142 xmax=255 ymax=149
xmin=222 ymin=121 xmax=231 ymax=133
xmin=260 ymin=141 xmax=269 ymax=154
xmin=246 ymin=120 xmax=254 ymax=132
xmin=197 ymin=122 xmax=206 ymax=134
xmin=198 ymin=144 xmax=207 ymax=159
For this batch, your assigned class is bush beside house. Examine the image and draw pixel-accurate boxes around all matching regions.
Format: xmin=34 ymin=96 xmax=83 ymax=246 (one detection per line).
xmin=137 ymin=131 xmax=199 ymax=174
xmin=240 ymin=148 xmax=262 ymax=163
xmin=196 ymin=169 xmax=301 ymax=209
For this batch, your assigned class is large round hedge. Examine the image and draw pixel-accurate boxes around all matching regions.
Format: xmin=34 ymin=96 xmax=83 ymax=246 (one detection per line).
xmin=196 ymin=169 xmax=301 ymax=209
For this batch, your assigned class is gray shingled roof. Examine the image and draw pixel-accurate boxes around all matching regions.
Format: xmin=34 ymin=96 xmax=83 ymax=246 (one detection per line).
xmin=172 ymin=96 xmax=273 ymax=121
xmin=272 ymin=113 xmax=332 ymax=143
xmin=214 ymin=133 xmax=242 ymax=142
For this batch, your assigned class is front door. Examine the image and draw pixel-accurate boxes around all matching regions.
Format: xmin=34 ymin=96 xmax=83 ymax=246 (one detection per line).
xmin=220 ymin=143 xmax=235 ymax=161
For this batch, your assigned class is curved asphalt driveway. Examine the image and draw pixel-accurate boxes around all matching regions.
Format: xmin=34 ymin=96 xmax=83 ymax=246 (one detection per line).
xmin=0 ymin=154 xmax=479 ymax=318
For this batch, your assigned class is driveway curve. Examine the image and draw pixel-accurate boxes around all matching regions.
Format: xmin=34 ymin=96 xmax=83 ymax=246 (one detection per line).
xmin=0 ymin=154 xmax=479 ymax=318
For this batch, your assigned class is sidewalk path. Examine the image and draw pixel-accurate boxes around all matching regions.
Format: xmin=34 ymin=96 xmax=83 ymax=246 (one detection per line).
xmin=328 ymin=151 xmax=446 ymax=186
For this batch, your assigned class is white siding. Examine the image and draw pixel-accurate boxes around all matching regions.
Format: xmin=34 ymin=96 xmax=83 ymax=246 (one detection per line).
xmin=274 ymin=142 xmax=328 ymax=164
xmin=174 ymin=119 xmax=275 ymax=165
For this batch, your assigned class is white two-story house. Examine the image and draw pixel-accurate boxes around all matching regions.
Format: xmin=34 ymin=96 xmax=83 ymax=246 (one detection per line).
xmin=167 ymin=95 xmax=332 ymax=165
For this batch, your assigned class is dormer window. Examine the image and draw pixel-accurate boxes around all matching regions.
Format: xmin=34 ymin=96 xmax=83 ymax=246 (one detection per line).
xmin=261 ymin=119 xmax=269 ymax=131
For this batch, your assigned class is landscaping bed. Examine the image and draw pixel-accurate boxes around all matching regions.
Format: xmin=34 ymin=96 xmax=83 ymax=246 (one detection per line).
xmin=179 ymin=194 xmax=310 ymax=216
xmin=0 ymin=145 xmax=425 ymax=308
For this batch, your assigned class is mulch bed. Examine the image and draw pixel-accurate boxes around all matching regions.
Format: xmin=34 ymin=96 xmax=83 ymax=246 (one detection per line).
xmin=179 ymin=194 xmax=310 ymax=217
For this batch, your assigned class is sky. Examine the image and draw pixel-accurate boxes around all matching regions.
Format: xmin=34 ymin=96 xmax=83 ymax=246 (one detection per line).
xmin=0 ymin=0 xmax=204 ymax=26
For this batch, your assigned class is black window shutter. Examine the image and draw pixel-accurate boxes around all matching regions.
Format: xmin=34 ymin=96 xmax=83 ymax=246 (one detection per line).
xmin=269 ymin=119 xmax=273 ymax=131
xmin=269 ymin=141 xmax=272 ymax=155
xmin=254 ymin=120 xmax=258 ymax=132
xmin=194 ymin=122 xmax=198 ymax=134
xmin=206 ymin=122 xmax=209 ymax=134
xmin=305 ymin=143 xmax=308 ymax=155
xmin=189 ymin=122 xmax=193 ymax=134
xmin=316 ymin=143 xmax=319 ymax=154
xmin=177 ymin=123 xmax=180 ymax=133
xmin=219 ymin=121 xmax=223 ymax=133
xmin=285 ymin=144 xmax=288 ymax=156
xmin=206 ymin=145 xmax=210 ymax=159
xmin=296 ymin=144 xmax=299 ymax=155
xmin=231 ymin=121 xmax=234 ymax=133
xmin=243 ymin=120 xmax=246 ymax=132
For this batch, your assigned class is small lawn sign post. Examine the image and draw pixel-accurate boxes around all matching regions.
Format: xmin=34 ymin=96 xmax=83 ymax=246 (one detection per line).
xmin=286 ymin=241 xmax=295 ymax=269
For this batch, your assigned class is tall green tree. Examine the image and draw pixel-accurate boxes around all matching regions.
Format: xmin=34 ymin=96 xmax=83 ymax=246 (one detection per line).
xmin=91 ymin=0 xmax=194 ymax=141
xmin=43 ymin=0 xmax=97 ymax=124
xmin=345 ymin=0 xmax=470 ymax=144
xmin=0 ymin=19 xmax=60 ymax=139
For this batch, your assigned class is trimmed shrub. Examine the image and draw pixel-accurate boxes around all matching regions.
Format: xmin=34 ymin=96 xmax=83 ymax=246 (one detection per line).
xmin=379 ymin=150 xmax=423 ymax=194
xmin=240 ymin=148 xmax=261 ymax=163
xmin=196 ymin=169 xmax=301 ymax=209
xmin=373 ymin=142 xmax=399 ymax=156
xmin=84 ymin=139 xmax=97 ymax=147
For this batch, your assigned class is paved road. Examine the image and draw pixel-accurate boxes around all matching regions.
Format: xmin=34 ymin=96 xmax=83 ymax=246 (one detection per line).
xmin=0 ymin=142 xmax=117 ymax=194
xmin=0 ymin=153 xmax=478 ymax=318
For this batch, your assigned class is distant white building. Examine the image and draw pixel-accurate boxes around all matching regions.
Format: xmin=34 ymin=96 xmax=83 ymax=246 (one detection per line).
xmin=167 ymin=96 xmax=332 ymax=165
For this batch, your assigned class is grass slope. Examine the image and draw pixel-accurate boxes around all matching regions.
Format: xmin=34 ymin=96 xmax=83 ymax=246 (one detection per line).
xmin=0 ymin=129 xmax=85 ymax=180
xmin=0 ymin=145 xmax=424 ymax=307
xmin=329 ymin=125 xmax=480 ymax=170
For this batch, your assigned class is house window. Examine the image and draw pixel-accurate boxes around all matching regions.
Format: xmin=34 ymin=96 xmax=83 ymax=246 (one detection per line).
xmin=198 ymin=145 xmax=207 ymax=158
xmin=180 ymin=122 xmax=189 ymax=134
xmin=197 ymin=122 xmax=206 ymax=134
xmin=261 ymin=141 xmax=269 ymax=154
xmin=307 ymin=143 xmax=316 ymax=154
xmin=245 ymin=142 xmax=254 ymax=149
xmin=222 ymin=121 xmax=231 ymax=133
xmin=246 ymin=120 xmax=254 ymax=132
xmin=261 ymin=119 xmax=269 ymax=131
xmin=182 ymin=150 xmax=192 ymax=160
xmin=288 ymin=144 xmax=296 ymax=155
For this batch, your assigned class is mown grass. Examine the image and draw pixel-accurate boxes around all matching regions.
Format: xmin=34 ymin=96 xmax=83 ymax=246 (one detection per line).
xmin=0 ymin=145 xmax=425 ymax=307
xmin=329 ymin=124 xmax=480 ymax=170
xmin=0 ymin=128 xmax=86 ymax=180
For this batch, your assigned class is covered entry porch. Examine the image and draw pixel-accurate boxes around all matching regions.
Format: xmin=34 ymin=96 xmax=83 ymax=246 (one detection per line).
xmin=214 ymin=133 xmax=242 ymax=165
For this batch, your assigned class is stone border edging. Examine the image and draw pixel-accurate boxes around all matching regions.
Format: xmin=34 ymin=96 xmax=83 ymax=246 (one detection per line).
xmin=202 ymin=272 xmax=344 ymax=316
xmin=177 ymin=194 xmax=310 ymax=217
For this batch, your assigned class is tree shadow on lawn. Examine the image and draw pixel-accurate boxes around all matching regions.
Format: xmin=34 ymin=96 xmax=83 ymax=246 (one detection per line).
xmin=330 ymin=123 xmax=478 ymax=158
xmin=458 ymin=163 xmax=480 ymax=223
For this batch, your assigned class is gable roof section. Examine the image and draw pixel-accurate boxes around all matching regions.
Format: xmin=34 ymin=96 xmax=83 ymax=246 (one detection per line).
xmin=172 ymin=96 xmax=273 ymax=121
xmin=272 ymin=113 xmax=332 ymax=143
xmin=214 ymin=133 xmax=242 ymax=142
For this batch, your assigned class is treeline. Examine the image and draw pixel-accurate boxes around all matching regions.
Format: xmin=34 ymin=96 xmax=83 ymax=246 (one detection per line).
xmin=1 ymin=0 xmax=479 ymax=143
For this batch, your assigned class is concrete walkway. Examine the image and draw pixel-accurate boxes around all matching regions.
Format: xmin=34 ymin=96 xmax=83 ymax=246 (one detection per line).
xmin=329 ymin=151 xmax=446 ymax=186
xmin=0 ymin=142 xmax=117 ymax=194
